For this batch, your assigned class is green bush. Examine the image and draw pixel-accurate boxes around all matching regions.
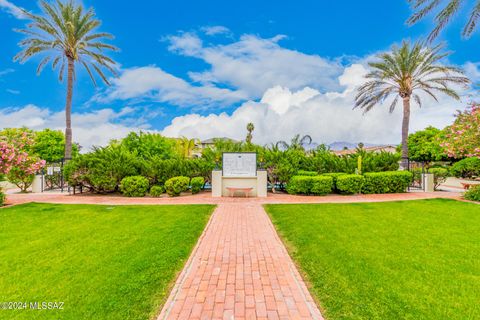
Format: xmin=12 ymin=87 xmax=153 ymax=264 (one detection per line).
xmin=464 ymin=185 xmax=480 ymax=202
xmin=190 ymin=177 xmax=205 ymax=194
xmin=322 ymin=172 xmax=347 ymax=191
xmin=336 ymin=174 xmax=365 ymax=194
xmin=287 ymin=175 xmax=333 ymax=195
xmin=120 ymin=176 xmax=150 ymax=197
xmin=362 ymin=171 xmax=413 ymax=194
xmin=0 ymin=189 xmax=5 ymax=206
xmin=149 ymin=185 xmax=164 ymax=197
xmin=164 ymin=176 xmax=190 ymax=197
xmin=428 ymin=167 xmax=449 ymax=190
xmin=450 ymin=158 xmax=480 ymax=179
xmin=297 ymin=170 xmax=318 ymax=176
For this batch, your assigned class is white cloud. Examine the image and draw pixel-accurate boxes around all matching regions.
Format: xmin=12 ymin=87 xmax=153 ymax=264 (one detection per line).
xmin=96 ymin=66 xmax=248 ymax=108
xmin=0 ymin=105 xmax=152 ymax=151
xmin=162 ymin=64 xmax=467 ymax=145
xmin=0 ymin=0 xmax=26 ymax=19
xmin=171 ymin=33 xmax=344 ymax=97
xmin=0 ymin=68 xmax=15 ymax=77
xmin=6 ymin=89 xmax=20 ymax=94
xmin=200 ymin=25 xmax=231 ymax=36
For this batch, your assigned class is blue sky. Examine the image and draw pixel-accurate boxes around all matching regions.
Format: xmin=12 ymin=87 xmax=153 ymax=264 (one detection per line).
xmin=0 ymin=0 xmax=479 ymax=149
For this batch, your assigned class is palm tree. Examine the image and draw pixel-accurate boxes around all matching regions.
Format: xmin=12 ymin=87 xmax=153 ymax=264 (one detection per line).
xmin=355 ymin=41 xmax=469 ymax=168
xmin=14 ymin=0 xmax=118 ymax=160
xmin=276 ymin=134 xmax=313 ymax=151
xmin=246 ymin=122 xmax=255 ymax=144
xmin=407 ymin=0 xmax=480 ymax=41
xmin=177 ymin=136 xmax=198 ymax=158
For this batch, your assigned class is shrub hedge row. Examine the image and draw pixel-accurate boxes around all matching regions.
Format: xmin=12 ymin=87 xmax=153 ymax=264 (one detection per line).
xmin=287 ymin=171 xmax=413 ymax=196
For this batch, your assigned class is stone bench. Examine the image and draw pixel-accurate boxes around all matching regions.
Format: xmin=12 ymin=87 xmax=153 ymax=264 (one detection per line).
xmin=226 ymin=187 xmax=253 ymax=198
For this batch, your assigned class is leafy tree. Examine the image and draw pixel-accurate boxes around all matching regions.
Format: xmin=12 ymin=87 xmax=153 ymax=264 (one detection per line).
xmin=355 ymin=41 xmax=469 ymax=168
xmin=119 ymin=132 xmax=177 ymax=160
xmin=407 ymin=0 xmax=480 ymax=41
xmin=246 ymin=123 xmax=255 ymax=144
xmin=14 ymin=0 xmax=118 ymax=160
xmin=407 ymin=126 xmax=447 ymax=162
xmin=176 ymin=136 xmax=198 ymax=158
xmin=33 ymin=129 xmax=78 ymax=163
xmin=440 ymin=104 xmax=480 ymax=158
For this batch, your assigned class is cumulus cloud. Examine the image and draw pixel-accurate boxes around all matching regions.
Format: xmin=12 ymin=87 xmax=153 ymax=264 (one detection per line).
xmin=162 ymin=64 xmax=467 ymax=145
xmin=0 ymin=0 xmax=26 ymax=19
xmin=96 ymin=66 xmax=248 ymax=108
xmin=0 ymin=105 xmax=152 ymax=151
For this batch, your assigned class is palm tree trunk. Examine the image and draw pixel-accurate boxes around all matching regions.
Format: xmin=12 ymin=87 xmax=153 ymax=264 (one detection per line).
xmin=64 ymin=57 xmax=74 ymax=161
xmin=401 ymin=97 xmax=411 ymax=170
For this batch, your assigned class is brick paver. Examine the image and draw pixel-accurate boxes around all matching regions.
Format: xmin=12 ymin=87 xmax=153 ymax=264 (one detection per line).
xmin=157 ymin=203 xmax=323 ymax=320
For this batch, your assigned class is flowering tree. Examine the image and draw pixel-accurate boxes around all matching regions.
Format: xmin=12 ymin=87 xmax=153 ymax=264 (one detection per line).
xmin=0 ymin=130 xmax=46 ymax=192
xmin=441 ymin=104 xmax=480 ymax=159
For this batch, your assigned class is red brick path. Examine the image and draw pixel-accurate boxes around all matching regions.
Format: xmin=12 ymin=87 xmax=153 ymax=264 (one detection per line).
xmin=157 ymin=203 xmax=323 ymax=320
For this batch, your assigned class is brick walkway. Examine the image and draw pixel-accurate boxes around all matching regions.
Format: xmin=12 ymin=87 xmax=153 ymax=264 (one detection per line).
xmin=158 ymin=203 xmax=323 ymax=320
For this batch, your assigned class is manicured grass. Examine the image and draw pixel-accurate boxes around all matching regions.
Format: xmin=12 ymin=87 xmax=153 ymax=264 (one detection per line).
xmin=265 ymin=199 xmax=480 ymax=320
xmin=0 ymin=203 xmax=214 ymax=320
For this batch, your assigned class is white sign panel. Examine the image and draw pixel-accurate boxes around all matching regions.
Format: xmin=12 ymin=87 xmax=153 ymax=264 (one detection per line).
xmin=222 ymin=153 xmax=257 ymax=177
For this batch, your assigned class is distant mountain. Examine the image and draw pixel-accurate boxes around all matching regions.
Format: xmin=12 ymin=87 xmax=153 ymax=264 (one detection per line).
xmin=327 ymin=141 xmax=382 ymax=151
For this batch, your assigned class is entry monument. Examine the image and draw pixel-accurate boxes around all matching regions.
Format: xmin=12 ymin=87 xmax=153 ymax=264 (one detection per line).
xmin=212 ymin=152 xmax=267 ymax=197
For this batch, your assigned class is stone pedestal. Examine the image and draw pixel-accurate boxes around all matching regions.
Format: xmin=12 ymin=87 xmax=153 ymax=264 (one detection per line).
xmin=211 ymin=170 xmax=267 ymax=197
xmin=422 ymin=173 xmax=435 ymax=192
xmin=32 ymin=175 xmax=43 ymax=193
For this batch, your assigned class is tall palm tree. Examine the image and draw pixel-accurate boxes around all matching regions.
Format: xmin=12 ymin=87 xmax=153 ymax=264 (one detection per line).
xmin=355 ymin=41 xmax=469 ymax=168
xmin=246 ymin=122 xmax=255 ymax=144
xmin=14 ymin=0 xmax=118 ymax=160
xmin=407 ymin=0 xmax=480 ymax=41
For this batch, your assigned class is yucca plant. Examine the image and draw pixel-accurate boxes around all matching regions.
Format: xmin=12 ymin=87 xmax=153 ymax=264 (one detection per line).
xmin=407 ymin=0 xmax=480 ymax=41
xmin=355 ymin=41 xmax=469 ymax=168
xmin=14 ymin=0 xmax=118 ymax=160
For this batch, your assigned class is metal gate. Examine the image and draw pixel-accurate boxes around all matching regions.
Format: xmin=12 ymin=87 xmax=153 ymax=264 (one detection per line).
xmin=41 ymin=160 xmax=67 ymax=192
xmin=407 ymin=159 xmax=425 ymax=191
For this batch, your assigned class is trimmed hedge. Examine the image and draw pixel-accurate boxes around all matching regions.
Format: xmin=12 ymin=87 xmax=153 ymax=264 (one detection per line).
xmin=164 ymin=176 xmax=190 ymax=197
xmin=287 ymin=175 xmax=333 ymax=195
xmin=297 ymin=170 xmax=318 ymax=176
xmin=336 ymin=174 xmax=365 ymax=195
xmin=190 ymin=177 xmax=205 ymax=194
xmin=362 ymin=171 xmax=413 ymax=194
xmin=464 ymin=185 xmax=480 ymax=202
xmin=120 ymin=176 xmax=150 ymax=197
xmin=450 ymin=157 xmax=480 ymax=179
xmin=149 ymin=185 xmax=164 ymax=197
xmin=322 ymin=172 xmax=347 ymax=191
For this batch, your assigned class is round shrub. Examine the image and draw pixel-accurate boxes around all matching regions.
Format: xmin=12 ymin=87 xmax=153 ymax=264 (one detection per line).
xmin=464 ymin=185 xmax=480 ymax=202
xmin=190 ymin=177 xmax=205 ymax=194
xmin=450 ymin=157 xmax=480 ymax=179
xmin=336 ymin=174 xmax=365 ymax=194
xmin=362 ymin=171 xmax=413 ymax=194
xmin=120 ymin=176 xmax=149 ymax=197
xmin=287 ymin=175 xmax=333 ymax=195
xmin=164 ymin=176 xmax=190 ymax=197
xmin=149 ymin=185 xmax=164 ymax=197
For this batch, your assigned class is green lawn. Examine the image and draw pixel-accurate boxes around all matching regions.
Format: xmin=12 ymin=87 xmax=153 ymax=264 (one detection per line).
xmin=265 ymin=199 xmax=480 ymax=320
xmin=0 ymin=203 xmax=214 ymax=320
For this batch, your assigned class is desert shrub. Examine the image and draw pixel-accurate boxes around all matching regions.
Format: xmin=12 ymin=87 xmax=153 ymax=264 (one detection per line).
xmin=362 ymin=171 xmax=413 ymax=194
xmin=149 ymin=185 xmax=164 ymax=197
xmin=336 ymin=174 xmax=365 ymax=194
xmin=322 ymin=172 xmax=347 ymax=191
xmin=464 ymin=185 xmax=480 ymax=202
xmin=428 ymin=167 xmax=449 ymax=190
xmin=120 ymin=176 xmax=149 ymax=197
xmin=297 ymin=170 xmax=318 ymax=176
xmin=164 ymin=176 xmax=190 ymax=197
xmin=287 ymin=175 xmax=333 ymax=195
xmin=190 ymin=177 xmax=205 ymax=194
xmin=450 ymin=158 xmax=480 ymax=179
